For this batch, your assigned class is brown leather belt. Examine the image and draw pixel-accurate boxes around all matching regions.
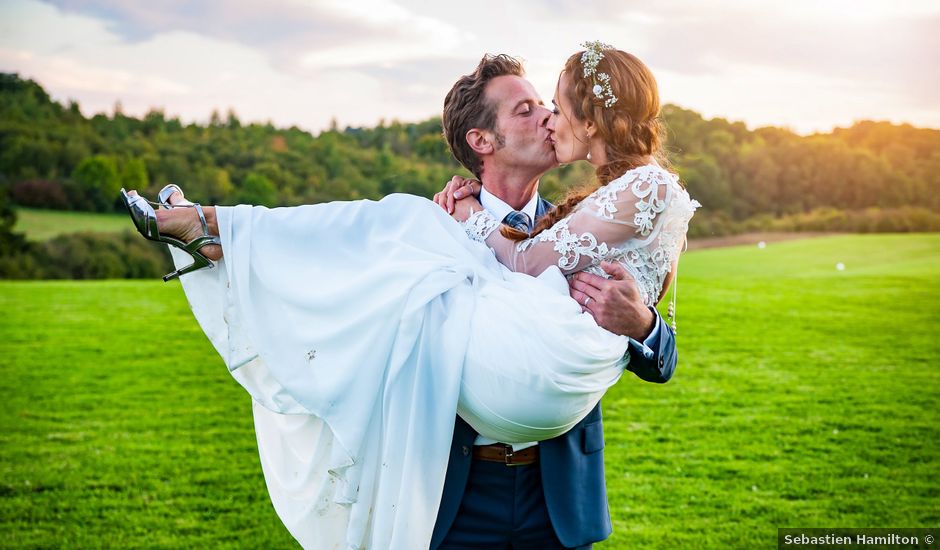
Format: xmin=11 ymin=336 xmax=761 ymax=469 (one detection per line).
xmin=473 ymin=443 xmax=539 ymax=466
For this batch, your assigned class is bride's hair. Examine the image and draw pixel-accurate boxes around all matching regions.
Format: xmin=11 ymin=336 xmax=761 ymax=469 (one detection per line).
xmin=502 ymin=48 xmax=668 ymax=242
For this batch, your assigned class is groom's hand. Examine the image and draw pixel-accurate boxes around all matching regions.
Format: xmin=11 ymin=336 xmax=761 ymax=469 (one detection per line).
xmin=569 ymin=261 xmax=656 ymax=341
xmin=434 ymin=176 xmax=482 ymax=214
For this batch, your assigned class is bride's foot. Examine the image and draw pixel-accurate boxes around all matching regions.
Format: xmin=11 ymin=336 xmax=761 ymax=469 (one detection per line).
xmin=128 ymin=190 xmax=223 ymax=261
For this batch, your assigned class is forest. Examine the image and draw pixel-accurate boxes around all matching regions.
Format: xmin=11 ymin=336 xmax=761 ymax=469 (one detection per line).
xmin=2 ymin=72 xmax=938 ymax=278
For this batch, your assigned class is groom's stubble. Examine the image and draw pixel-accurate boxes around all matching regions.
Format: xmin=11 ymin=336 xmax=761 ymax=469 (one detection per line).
xmin=443 ymin=55 xmax=558 ymax=210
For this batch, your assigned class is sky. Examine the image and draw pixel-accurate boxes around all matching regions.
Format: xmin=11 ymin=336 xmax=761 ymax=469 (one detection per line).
xmin=1 ymin=0 xmax=938 ymax=135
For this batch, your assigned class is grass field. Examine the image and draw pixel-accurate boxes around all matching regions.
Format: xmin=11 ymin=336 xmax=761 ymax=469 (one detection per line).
xmin=13 ymin=208 xmax=130 ymax=241
xmin=2 ymin=234 xmax=938 ymax=548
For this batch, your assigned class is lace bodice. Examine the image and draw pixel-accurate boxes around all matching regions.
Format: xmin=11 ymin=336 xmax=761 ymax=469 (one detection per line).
xmin=463 ymin=164 xmax=700 ymax=305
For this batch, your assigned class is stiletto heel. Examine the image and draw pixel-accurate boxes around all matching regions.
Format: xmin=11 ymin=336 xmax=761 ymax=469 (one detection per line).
xmin=162 ymin=250 xmax=212 ymax=281
xmin=120 ymin=188 xmax=221 ymax=281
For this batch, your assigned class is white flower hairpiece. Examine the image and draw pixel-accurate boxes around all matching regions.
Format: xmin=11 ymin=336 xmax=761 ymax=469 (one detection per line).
xmin=580 ymin=40 xmax=618 ymax=108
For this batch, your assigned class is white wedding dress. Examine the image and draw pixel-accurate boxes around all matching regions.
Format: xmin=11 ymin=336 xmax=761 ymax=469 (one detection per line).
xmin=169 ymin=163 xmax=698 ymax=549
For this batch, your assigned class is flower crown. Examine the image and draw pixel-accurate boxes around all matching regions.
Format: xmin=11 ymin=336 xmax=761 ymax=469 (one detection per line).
xmin=580 ymin=40 xmax=618 ymax=108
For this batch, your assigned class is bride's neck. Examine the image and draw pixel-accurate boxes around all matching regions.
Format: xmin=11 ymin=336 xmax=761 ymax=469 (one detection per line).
xmin=479 ymin=167 xmax=541 ymax=210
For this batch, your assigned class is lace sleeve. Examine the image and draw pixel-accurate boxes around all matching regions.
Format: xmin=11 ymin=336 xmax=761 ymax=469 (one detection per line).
xmin=482 ymin=165 xmax=677 ymax=277
xmin=461 ymin=209 xmax=500 ymax=243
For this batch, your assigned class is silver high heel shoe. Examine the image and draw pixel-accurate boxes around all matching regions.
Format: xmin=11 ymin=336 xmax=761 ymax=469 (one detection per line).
xmin=120 ymin=188 xmax=221 ymax=282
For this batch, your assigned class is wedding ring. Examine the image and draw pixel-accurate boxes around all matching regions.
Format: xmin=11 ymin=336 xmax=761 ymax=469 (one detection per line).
xmin=584 ymin=296 xmax=592 ymax=306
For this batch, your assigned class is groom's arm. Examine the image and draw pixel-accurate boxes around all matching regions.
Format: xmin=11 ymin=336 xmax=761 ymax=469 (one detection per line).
xmin=623 ymin=310 xmax=676 ymax=383
xmin=568 ymin=262 xmax=677 ymax=383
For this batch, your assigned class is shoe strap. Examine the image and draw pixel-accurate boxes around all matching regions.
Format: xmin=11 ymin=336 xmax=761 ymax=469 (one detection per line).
xmin=188 ymin=204 xmax=221 ymax=249
xmin=194 ymin=204 xmax=211 ymax=236
xmin=185 ymin=234 xmax=221 ymax=253
xmin=158 ymin=184 xmax=188 ymax=206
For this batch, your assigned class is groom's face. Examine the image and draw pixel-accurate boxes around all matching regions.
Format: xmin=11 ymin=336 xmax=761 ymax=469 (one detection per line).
xmin=484 ymin=75 xmax=557 ymax=175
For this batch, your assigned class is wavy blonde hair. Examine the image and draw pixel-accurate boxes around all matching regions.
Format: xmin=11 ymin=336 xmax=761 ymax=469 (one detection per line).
xmin=501 ymin=48 xmax=667 ymax=241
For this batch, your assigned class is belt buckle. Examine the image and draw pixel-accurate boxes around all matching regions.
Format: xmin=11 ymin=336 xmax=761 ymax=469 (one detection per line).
xmin=504 ymin=445 xmax=523 ymax=467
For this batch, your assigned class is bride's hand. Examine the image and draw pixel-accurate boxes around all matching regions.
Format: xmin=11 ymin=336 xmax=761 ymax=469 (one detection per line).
xmin=434 ymin=175 xmax=482 ymax=214
xmin=451 ymin=195 xmax=483 ymax=223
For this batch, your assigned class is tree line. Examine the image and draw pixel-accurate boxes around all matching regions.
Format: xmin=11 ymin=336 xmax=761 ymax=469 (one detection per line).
xmin=1 ymin=72 xmax=938 ymax=278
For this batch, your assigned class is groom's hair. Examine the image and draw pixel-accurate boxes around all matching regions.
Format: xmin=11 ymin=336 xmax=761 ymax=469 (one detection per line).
xmin=442 ymin=54 xmax=524 ymax=179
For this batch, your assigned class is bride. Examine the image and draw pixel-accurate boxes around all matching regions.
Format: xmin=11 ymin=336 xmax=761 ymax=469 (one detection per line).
xmin=122 ymin=42 xmax=698 ymax=549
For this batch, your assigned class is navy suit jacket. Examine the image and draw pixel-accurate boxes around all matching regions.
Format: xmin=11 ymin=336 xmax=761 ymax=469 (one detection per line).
xmin=430 ymin=196 xmax=679 ymax=548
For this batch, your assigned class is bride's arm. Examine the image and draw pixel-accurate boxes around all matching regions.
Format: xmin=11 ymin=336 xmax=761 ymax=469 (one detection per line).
xmin=458 ymin=179 xmax=666 ymax=279
xmin=470 ymin=208 xmax=636 ymax=276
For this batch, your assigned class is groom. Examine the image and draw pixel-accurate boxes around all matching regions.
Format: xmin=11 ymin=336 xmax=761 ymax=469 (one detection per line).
xmin=429 ymin=55 xmax=678 ymax=549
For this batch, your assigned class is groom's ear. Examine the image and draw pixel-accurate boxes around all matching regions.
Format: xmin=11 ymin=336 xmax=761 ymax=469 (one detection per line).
xmin=466 ymin=129 xmax=495 ymax=156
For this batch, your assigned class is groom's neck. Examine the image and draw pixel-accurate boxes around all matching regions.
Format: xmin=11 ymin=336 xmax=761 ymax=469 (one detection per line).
xmin=479 ymin=167 xmax=542 ymax=211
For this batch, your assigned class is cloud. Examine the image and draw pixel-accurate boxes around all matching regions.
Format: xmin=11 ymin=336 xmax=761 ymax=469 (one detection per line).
xmin=453 ymin=0 xmax=940 ymax=108
xmin=41 ymin=0 xmax=370 ymax=45
xmin=0 ymin=1 xmax=463 ymax=133
xmin=596 ymin=2 xmax=940 ymax=109
xmin=345 ymin=56 xmax=482 ymax=118
xmin=4 ymin=0 xmax=938 ymax=134
xmin=39 ymin=0 xmax=471 ymax=74
xmin=0 ymin=47 xmax=190 ymax=95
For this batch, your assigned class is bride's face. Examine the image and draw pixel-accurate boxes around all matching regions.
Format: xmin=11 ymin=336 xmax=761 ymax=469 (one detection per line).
xmin=547 ymin=71 xmax=590 ymax=164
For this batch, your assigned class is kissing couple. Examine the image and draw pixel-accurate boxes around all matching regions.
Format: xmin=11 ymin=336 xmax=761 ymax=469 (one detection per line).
xmin=122 ymin=41 xmax=698 ymax=549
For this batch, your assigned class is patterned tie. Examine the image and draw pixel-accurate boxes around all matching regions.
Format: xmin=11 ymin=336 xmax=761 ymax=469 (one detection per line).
xmin=503 ymin=210 xmax=532 ymax=233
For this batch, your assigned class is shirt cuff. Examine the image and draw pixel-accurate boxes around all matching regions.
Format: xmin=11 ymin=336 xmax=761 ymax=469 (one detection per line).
xmin=643 ymin=306 xmax=661 ymax=346
xmin=628 ymin=307 xmax=661 ymax=361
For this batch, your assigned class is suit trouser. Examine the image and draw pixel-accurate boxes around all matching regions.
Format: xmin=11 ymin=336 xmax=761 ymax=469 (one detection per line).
xmin=437 ymin=457 xmax=592 ymax=550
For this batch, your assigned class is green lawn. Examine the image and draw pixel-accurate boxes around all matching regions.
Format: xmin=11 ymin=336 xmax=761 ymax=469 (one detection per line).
xmin=13 ymin=208 xmax=130 ymax=241
xmin=1 ymin=234 xmax=938 ymax=548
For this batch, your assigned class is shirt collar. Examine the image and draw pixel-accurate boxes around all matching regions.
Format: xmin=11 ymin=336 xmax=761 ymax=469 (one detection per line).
xmin=480 ymin=186 xmax=540 ymax=223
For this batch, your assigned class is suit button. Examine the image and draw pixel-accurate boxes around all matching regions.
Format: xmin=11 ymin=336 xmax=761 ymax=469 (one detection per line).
xmin=462 ymin=446 xmax=470 ymax=456
xmin=659 ymin=357 xmax=664 ymax=367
